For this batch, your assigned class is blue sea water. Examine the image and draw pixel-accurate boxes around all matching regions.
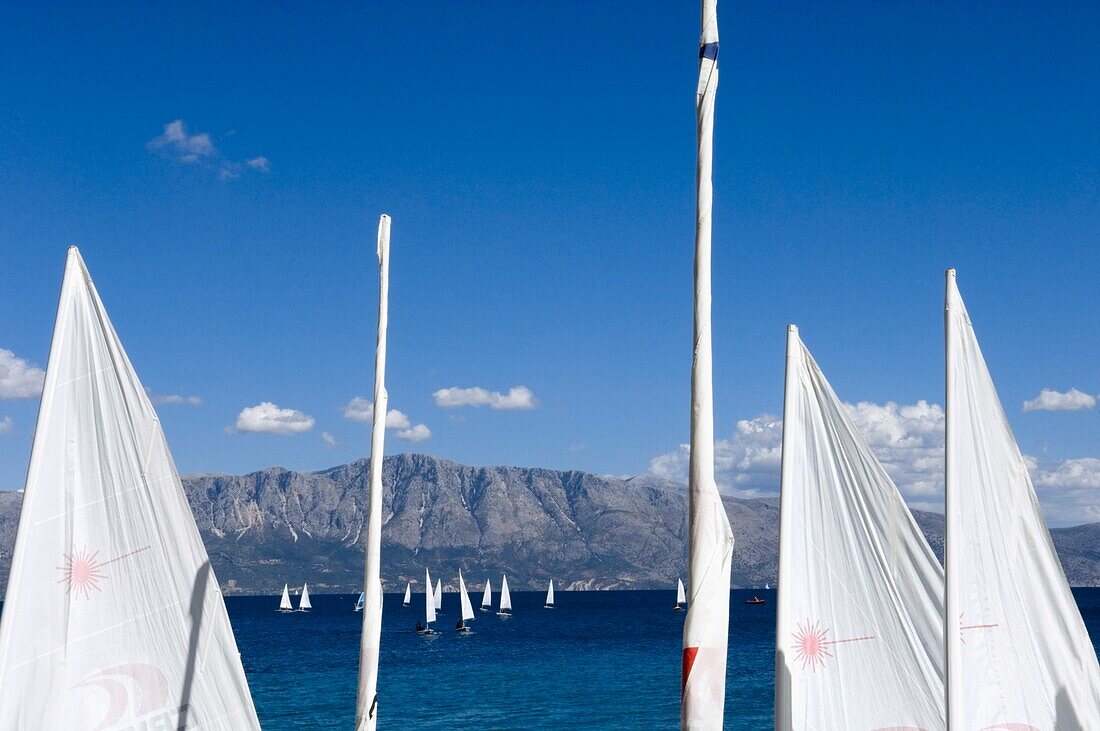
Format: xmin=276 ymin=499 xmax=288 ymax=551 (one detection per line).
xmin=232 ymin=588 xmax=1100 ymax=730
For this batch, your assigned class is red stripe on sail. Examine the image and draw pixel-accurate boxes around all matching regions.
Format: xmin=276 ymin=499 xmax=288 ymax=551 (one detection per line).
xmin=681 ymin=647 xmax=699 ymax=694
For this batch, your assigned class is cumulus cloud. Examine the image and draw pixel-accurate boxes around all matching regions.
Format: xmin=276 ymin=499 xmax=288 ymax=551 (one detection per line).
xmin=0 ymin=417 xmax=12 ymax=434
xmin=342 ymin=397 xmax=431 ymax=442
xmin=1027 ymin=457 xmax=1100 ymax=525
xmin=1022 ymin=388 xmax=1096 ymax=412
xmin=153 ymin=394 xmax=203 ymax=406
xmin=147 ymin=120 xmax=269 ymax=180
xmin=432 ymin=385 xmax=537 ymax=410
xmin=234 ymin=402 xmax=315 ymax=435
xmin=0 ymin=349 xmax=45 ymax=400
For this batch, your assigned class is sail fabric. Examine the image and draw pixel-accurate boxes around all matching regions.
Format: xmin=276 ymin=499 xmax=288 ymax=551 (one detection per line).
xmin=682 ymin=1 xmax=734 ymax=728
xmin=458 ymin=571 xmax=475 ymax=622
xmin=298 ymin=584 xmax=311 ymax=611
xmin=499 ymin=575 xmax=512 ymax=612
xmin=677 ymin=578 xmax=687 ymax=605
xmin=356 ymin=215 xmax=391 ymax=731
xmin=403 ymin=584 xmax=411 ymax=605
xmin=0 ymin=248 xmax=260 ymax=730
xmin=280 ymin=584 xmax=292 ymax=610
xmin=424 ymin=569 xmax=437 ymax=625
xmin=545 ymin=580 xmax=555 ymax=606
xmin=481 ymin=579 xmax=492 ymax=608
xmin=434 ymin=579 xmax=443 ymax=610
xmin=774 ymin=326 xmax=945 ymax=731
xmin=945 ymin=271 xmax=1100 ymax=729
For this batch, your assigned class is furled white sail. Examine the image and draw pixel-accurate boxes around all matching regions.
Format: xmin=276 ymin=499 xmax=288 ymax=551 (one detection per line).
xmin=0 ymin=247 xmax=260 ymax=730
xmin=945 ymin=270 xmax=1100 ymax=729
xmin=499 ymin=575 xmax=512 ymax=613
xmin=403 ymin=583 xmax=411 ymax=606
xmin=481 ymin=579 xmax=492 ymax=609
xmin=424 ymin=569 xmax=436 ymax=626
xmin=774 ymin=325 xmax=945 ymax=731
xmin=458 ymin=571 xmax=475 ymax=623
xmin=434 ymin=579 xmax=443 ymax=611
xmin=356 ymin=214 xmax=391 ymax=731
xmin=682 ymin=1 xmax=734 ymax=727
xmin=280 ymin=584 xmax=293 ymax=611
xmin=545 ymin=580 xmax=555 ymax=607
xmin=298 ymin=583 xmax=312 ymax=612
xmin=676 ymin=578 xmax=687 ymax=606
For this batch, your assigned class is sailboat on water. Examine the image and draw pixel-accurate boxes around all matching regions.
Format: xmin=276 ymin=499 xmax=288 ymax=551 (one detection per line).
xmin=480 ymin=578 xmax=492 ymax=612
xmin=0 ymin=248 xmax=261 ymax=729
xmin=297 ymin=583 xmax=312 ymax=612
xmin=497 ymin=574 xmax=512 ymax=617
xmin=456 ymin=570 xmax=475 ymax=633
xmin=945 ymin=271 xmax=1100 ymax=727
xmin=402 ymin=583 xmax=411 ymax=607
xmin=354 ymin=591 xmax=365 ymax=612
xmin=544 ymin=580 xmax=555 ymax=609
xmin=279 ymin=583 xmax=293 ymax=612
xmin=417 ymin=569 xmax=437 ymax=636
xmin=774 ymin=325 xmax=944 ymax=730
xmin=674 ymin=578 xmax=686 ymax=611
xmin=434 ymin=578 xmax=443 ymax=613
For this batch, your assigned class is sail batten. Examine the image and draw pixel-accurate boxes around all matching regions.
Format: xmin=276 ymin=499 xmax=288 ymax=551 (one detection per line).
xmin=0 ymin=247 xmax=260 ymax=730
xmin=945 ymin=270 xmax=1100 ymax=728
xmin=681 ymin=0 xmax=734 ymax=727
xmin=775 ymin=325 xmax=945 ymax=730
xmin=356 ymin=214 xmax=391 ymax=731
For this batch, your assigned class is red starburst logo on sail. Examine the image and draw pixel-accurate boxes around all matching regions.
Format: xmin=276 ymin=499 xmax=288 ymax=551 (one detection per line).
xmin=793 ymin=619 xmax=875 ymax=671
xmin=57 ymin=545 xmax=151 ymax=600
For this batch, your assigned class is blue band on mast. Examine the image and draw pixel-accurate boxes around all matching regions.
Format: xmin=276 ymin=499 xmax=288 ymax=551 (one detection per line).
xmin=699 ymin=42 xmax=718 ymax=61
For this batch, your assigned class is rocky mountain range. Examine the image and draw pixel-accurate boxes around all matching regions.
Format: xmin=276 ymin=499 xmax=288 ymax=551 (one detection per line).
xmin=0 ymin=453 xmax=1096 ymax=594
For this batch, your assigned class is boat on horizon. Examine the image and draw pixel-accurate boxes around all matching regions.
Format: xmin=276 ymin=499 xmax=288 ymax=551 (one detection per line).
xmin=480 ymin=578 xmax=492 ymax=612
xmin=297 ymin=583 xmax=312 ymax=612
xmin=402 ymin=583 xmax=411 ymax=607
xmin=544 ymin=579 xmax=555 ymax=609
xmin=456 ymin=570 xmax=475 ymax=633
xmin=497 ymin=574 xmax=512 ymax=617
xmin=417 ymin=568 xmax=437 ymax=636
xmin=278 ymin=583 xmax=293 ymax=612
xmin=744 ymin=596 xmax=765 ymax=605
xmin=674 ymin=577 xmax=686 ymax=611
xmin=354 ymin=591 xmax=365 ymax=612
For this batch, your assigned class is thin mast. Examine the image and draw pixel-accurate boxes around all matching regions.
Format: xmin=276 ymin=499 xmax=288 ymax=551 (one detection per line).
xmin=356 ymin=214 xmax=391 ymax=731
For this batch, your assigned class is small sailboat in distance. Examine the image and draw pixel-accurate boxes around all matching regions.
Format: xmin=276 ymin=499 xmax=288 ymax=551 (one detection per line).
xmin=480 ymin=578 xmax=492 ymax=612
xmin=354 ymin=592 xmax=365 ymax=612
xmin=402 ymin=583 xmax=411 ymax=607
xmin=456 ymin=570 xmax=475 ymax=633
xmin=674 ymin=578 xmax=686 ymax=611
xmin=744 ymin=595 xmax=764 ymax=605
xmin=765 ymin=582 xmax=770 ymax=590
xmin=298 ymin=583 xmax=312 ymax=612
xmin=544 ymin=580 xmax=555 ymax=609
xmin=497 ymin=574 xmax=512 ymax=617
xmin=434 ymin=578 xmax=443 ymax=613
xmin=417 ymin=569 xmax=437 ymax=635
xmin=279 ymin=583 xmax=293 ymax=612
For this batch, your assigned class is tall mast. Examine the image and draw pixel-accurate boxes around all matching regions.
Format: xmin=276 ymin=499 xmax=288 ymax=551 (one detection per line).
xmin=681 ymin=1 xmax=735 ymax=728
xmin=356 ymin=214 xmax=391 ymax=731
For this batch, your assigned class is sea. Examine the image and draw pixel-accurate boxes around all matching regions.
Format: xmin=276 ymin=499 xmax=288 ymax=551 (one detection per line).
xmin=233 ymin=587 xmax=1100 ymax=730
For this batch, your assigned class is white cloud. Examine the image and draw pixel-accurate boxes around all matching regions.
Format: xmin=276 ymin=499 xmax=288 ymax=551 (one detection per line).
xmin=321 ymin=431 xmax=338 ymax=447
xmin=0 ymin=417 xmax=12 ymax=434
xmin=1022 ymin=388 xmax=1096 ymax=412
xmin=234 ymin=402 xmax=315 ymax=435
xmin=1028 ymin=457 xmax=1100 ymax=525
xmin=246 ymin=156 xmax=270 ymax=172
xmin=0 ymin=349 xmax=45 ymax=400
xmin=342 ymin=397 xmax=431 ymax=442
xmin=432 ymin=385 xmax=537 ymax=410
xmin=153 ymin=394 xmax=203 ymax=406
xmin=147 ymin=120 xmax=216 ymax=163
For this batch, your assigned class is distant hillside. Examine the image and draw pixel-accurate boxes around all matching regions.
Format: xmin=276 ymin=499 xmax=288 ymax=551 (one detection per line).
xmin=0 ymin=454 xmax=1096 ymax=594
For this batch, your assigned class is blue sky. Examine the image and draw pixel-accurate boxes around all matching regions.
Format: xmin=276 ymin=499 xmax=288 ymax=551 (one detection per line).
xmin=1 ymin=1 xmax=1099 ymax=525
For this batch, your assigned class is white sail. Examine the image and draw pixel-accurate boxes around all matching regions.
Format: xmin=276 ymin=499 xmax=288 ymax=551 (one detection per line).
xmin=945 ymin=270 xmax=1100 ymax=728
xmin=424 ymin=569 xmax=436 ymax=625
xmin=774 ymin=325 xmax=945 ymax=731
xmin=298 ymin=583 xmax=311 ymax=611
xmin=682 ymin=1 xmax=734 ymax=727
xmin=499 ymin=574 xmax=512 ymax=612
xmin=0 ymin=247 xmax=260 ymax=730
xmin=356 ymin=592 xmax=365 ymax=611
xmin=280 ymin=584 xmax=293 ymax=611
xmin=403 ymin=583 xmax=411 ymax=606
xmin=676 ymin=578 xmax=687 ymax=605
xmin=765 ymin=583 xmax=769 ymax=591
xmin=458 ymin=571 xmax=475 ymax=623
xmin=545 ymin=580 xmax=555 ymax=607
xmin=356 ymin=214 xmax=391 ymax=731
xmin=434 ymin=579 xmax=442 ymax=611
xmin=481 ymin=579 xmax=492 ymax=608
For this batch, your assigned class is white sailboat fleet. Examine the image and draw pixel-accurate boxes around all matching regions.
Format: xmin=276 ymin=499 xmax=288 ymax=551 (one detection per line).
xmin=544 ymin=580 xmax=555 ymax=609
xmin=433 ymin=579 xmax=443 ymax=613
xmin=298 ymin=583 xmax=312 ymax=612
xmin=417 ymin=569 xmax=438 ymax=636
xmin=481 ymin=578 xmax=492 ymax=611
xmin=456 ymin=571 xmax=475 ymax=633
xmin=402 ymin=583 xmax=411 ymax=607
xmin=279 ymin=583 xmax=293 ymax=612
xmin=497 ymin=574 xmax=512 ymax=617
